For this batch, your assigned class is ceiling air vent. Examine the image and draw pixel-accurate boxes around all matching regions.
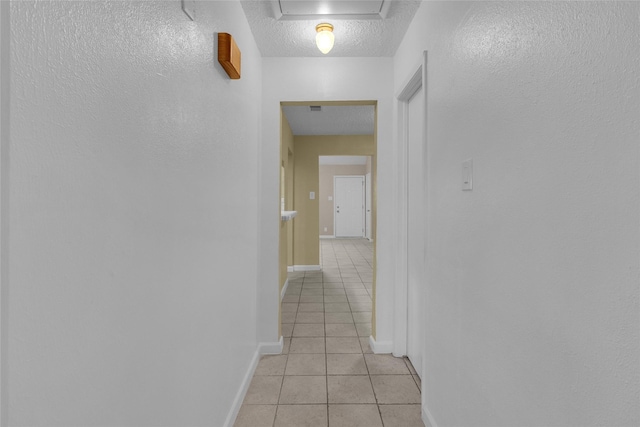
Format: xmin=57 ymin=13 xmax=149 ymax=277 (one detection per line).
xmin=310 ymin=106 xmax=322 ymax=112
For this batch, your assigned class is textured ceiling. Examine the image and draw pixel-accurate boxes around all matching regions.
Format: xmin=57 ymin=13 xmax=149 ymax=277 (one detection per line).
xmin=282 ymin=105 xmax=374 ymax=135
xmin=240 ymin=0 xmax=421 ymax=57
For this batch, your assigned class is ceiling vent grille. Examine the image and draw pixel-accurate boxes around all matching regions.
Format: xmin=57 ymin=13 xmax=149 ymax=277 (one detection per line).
xmin=310 ymin=106 xmax=322 ymax=112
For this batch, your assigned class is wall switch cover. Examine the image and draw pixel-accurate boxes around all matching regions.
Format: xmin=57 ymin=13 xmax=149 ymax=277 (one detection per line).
xmin=310 ymin=191 xmax=315 ymax=200
xmin=328 ymin=196 xmax=333 ymax=201
xmin=462 ymin=159 xmax=473 ymax=191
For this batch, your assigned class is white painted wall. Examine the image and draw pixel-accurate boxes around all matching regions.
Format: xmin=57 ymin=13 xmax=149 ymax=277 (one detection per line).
xmin=394 ymin=2 xmax=640 ymax=426
xmin=9 ymin=1 xmax=261 ymax=425
xmin=260 ymin=58 xmax=395 ymax=347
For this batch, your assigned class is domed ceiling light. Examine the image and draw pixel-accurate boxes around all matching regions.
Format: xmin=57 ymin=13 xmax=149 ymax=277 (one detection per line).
xmin=315 ymin=23 xmax=335 ymax=54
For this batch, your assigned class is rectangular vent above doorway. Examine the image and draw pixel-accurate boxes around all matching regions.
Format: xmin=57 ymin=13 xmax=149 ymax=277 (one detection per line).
xmin=310 ymin=106 xmax=322 ymax=112
xmin=273 ymin=0 xmax=391 ymax=20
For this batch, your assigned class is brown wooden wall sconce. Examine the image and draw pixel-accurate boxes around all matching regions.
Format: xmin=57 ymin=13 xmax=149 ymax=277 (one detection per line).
xmin=218 ymin=33 xmax=241 ymax=79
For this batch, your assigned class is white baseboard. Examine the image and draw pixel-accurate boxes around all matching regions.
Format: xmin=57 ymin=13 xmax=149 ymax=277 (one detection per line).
xmin=319 ymin=235 xmax=335 ymax=239
xmin=369 ymin=336 xmax=393 ymax=354
xmin=368 ymin=238 xmax=374 ymax=243
xmin=287 ymin=266 xmax=294 ymax=272
xmin=292 ymin=265 xmax=321 ymax=271
xmin=223 ymin=347 xmax=261 ymax=427
xmin=281 ymin=279 xmax=289 ymax=301
xmin=258 ymin=336 xmax=284 ymax=355
xmin=423 ymin=405 xmax=437 ymax=427
xmin=223 ymin=338 xmax=285 ymax=426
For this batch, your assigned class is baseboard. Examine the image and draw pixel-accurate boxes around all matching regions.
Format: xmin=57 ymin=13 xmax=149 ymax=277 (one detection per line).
xmin=281 ymin=279 xmax=289 ymax=301
xmin=258 ymin=336 xmax=284 ymax=355
xmin=287 ymin=266 xmax=294 ymax=272
xmin=292 ymin=265 xmax=321 ymax=271
xmin=319 ymin=235 xmax=335 ymax=239
xmin=368 ymin=238 xmax=374 ymax=243
xmin=369 ymin=336 xmax=393 ymax=354
xmin=223 ymin=347 xmax=261 ymax=427
xmin=423 ymin=405 xmax=437 ymax=427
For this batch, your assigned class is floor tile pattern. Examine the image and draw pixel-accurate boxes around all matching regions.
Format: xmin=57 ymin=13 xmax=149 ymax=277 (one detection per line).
xmin=235 ymin=239 xmax=424 ymax=427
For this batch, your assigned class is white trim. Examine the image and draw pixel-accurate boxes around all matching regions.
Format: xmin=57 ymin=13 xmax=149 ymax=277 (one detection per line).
xmin=369 ymin=335 xmax=393 ymax=354
xmin=422 ymin=405 xmax=438 ymax=427
xmin=319 ymin=235 xmax=335 ymax=239
xmin=280 ymin=279 xmax=289 ymax=301
xmin=223 ymin=348 xmax=261 ymax=427
xmin=222 ymin=337 xmax=285 ymax=426
xmin=287 ymin=266 xmax=294 ymax=272
xmin=292 ymin=265 xmax=321 ymax=271
xmin=0 ymin=3 xmax=8 ymax=424
xmin=259 ymin=336 xmax=284 ymax=355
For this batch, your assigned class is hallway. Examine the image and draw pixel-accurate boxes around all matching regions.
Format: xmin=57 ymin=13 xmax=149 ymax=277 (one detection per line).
xmin=234 ymin=239 xmax=424 ymax=427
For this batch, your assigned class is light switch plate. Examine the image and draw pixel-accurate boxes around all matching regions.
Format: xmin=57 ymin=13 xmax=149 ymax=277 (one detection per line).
xmin=310 ymin=191 xmax=315 ymax=200
xmin=462 ymin=159 xmax=473 ymax=191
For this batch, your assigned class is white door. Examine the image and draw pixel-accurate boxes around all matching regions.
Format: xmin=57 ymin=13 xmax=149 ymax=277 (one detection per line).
xmin=365 ymin=172 xmax=372 ymax=241
xmin=334 ymin=176 xmax=364 ymax=237
xmin=407 ymin=85 xmax=425 ymax=378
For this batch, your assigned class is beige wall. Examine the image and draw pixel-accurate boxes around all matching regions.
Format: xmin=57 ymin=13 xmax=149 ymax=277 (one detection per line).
xmin=293 ymin=135 xmax=375 ymax=266
xmin=279 ymin=114 xmax=294 ymax=292
xmin=319 ymin=164 xmax=367 ymax=236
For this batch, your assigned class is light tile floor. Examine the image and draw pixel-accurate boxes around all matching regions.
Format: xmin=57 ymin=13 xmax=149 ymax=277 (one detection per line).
xmin=235 ymin=239 xmax=425 ymax=427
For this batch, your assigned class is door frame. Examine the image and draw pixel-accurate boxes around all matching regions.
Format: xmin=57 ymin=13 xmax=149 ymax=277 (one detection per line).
xmin=394 ymin=52 xmax=428 ymax=359
xmin=333 ymin=175 xmax=365 ymax=238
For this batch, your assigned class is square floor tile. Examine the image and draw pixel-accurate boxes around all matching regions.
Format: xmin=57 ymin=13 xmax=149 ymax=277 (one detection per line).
xmin=325 ymin=323 xmax=358 ymax=337
xmin=364 ymin=354 xmax=410 ymax=374
xmin=255 ymin=355 xmax=288 ymax=376
xmin=324 ymin=295 xmax=348 ymax=303
xmin=323 ymin=282 xmax=344 ymax=288
xmin=324 ymin=289 xmax=346 ymax=296
xmin=282 ymin=338 xmax=291 ymax=354
xmin=325 ymin=303 xmax=351 ymax=313
xmin=244 ymin=376 xmax=283 ymax=404
xmin=324 ymin=312 xmax=354 ymax=324
xmin=329 ymin=404 xmax=383 ymax=427
xmin=352 ymin=312 xmax=372 ymax=323
xmin=281 ymin=312 xmax=296 ymax=324
xmin=299 ymin=295 xmax=324 ymax=303
xmin=274 ymin=405 xmax=328 ymax=427
xmin=378 ymin=404 xmax=425 ymax=427
xmin=234 ymin=404 xmax=277 ymax=427
xmin=296 ymin=312 xmax=325 ymax=324
xmin=370 ymin=375 xmax=421 ymax=404
xmin=326 ymin=354 xmax=368 ymax=375
xmin=346 ymin=289 xmax=369 ymax=296
xmin=348 ymin=296 xmax=372 ymax=304
xmin=279 ymin=376 xmax=327 ymax=404
xmin=281 ymin=303 xmax=298 ymax=313
xmin=289 ymin=337 xmax=325 ymax=354
xmin=285 ymin=354 xmax=326 ymax=376
xmin=326 ymin=337 xmax=362 ymax=354
xmin=359 ymin=337 xmax=373 ymax=354
xmin=327 ymin=375 xmax=376 ymax=403
xmin=355 ymin=322 xmax=372 ymax=337
xmin=292 ymin=324 xmax=325 ymax=337
xmin=301 ymin=289 xmax=323 ymax=297
xmin=350 ymin=302 xmax=372 ymax=312
xmin=281 ymin=323 xmax=294 ymax=338
xmin=281 ymin=295 xmax=299 ymax=303
xmin=299 ymin=303 xmax=324 ymax=312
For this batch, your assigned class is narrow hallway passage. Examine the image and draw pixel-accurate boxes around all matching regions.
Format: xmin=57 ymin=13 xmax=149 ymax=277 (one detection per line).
xmin=235 ymin=239 xmax=424 ymax=427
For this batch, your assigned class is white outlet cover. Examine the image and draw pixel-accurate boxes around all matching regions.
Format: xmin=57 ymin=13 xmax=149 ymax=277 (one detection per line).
xmin=328 ymin=196 xmax=333 ymax=201
xmin=462 ymin=159 xmax=473 ymax=191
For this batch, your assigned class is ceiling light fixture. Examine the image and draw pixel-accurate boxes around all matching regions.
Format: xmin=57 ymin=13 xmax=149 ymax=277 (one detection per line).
xmin=315 ymin=23 xmax=334 ymax=54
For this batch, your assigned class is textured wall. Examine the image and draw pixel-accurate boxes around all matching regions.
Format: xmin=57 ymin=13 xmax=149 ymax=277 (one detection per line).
xmin=9 ymin=1 xmax=261 ymax=425
xmin=394 ymin=1 xmax=640 ymax=426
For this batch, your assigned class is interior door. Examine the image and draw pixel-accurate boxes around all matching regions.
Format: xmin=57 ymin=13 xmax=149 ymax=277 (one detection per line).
xmin=334 ymin=176 xmax=364 ymax=237
xmin=407 ymin=85 xmax=425 ymax=378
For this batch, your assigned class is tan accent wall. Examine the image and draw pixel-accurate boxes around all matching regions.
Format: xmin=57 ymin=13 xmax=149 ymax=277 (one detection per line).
xmin=319 ymin=164 xmax=367 ymax=236
xmin=279 ymin=113 xmax=294 ymax=293
xmin=293 ymin=135 xmax=375 ymax=266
